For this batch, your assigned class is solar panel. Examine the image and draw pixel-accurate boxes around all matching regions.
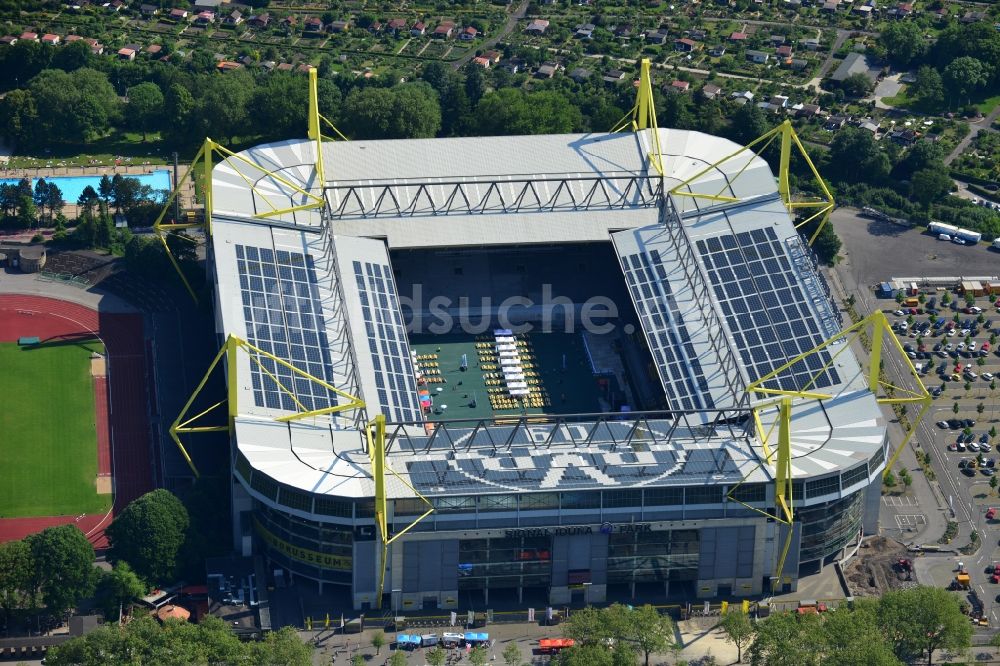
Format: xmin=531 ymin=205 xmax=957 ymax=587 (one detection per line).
xmin=352 ymin=261 xmax=422 ymax=422
xmin=620 ymin=250 xmax=714 ymax=411
xmin=235 ymin=244 xmax=339 ymax=412
xmin=696 ymin=228 xmax=839 ymax=392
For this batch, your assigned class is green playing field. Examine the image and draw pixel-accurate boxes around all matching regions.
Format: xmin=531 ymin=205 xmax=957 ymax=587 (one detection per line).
xmin=0 ymin=341 xmax=111 ymax=518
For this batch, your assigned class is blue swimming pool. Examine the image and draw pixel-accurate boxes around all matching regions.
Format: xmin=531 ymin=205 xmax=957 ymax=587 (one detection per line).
xmin=0 ymin=170 xmax=172 ymax=202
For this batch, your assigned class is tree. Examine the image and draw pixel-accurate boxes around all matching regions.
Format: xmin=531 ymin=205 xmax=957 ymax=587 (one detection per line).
xmin=747 ymin=611 xmax=824 ymax=666
xmin=822 ymin=600 xmax=902 ymax=666
xmin=475 ymin=89 xmax=583 ymax=136
xmin=827 ymin=127 xmax=890 ymax=184
xmin=106 ymin=489 xmax=190 ymax=583
xmin=200 ymin=70 xmax=254 ymax=143
xmin=878 ymin=586 xmax=972 ymax=664
xmin=625 ymin=604 xmax=677 ymax=666
xmin=464 ymin=62 xmax=487 ymax=105
xmin=559 ymin=644 xmax=615 ymax=666
xmin=26 ymin=525 xmax=95 ymax=616
xmin=251 ymin=626 xmax=314 ymax=666
xmin=0 ymin=540 xmax=33 ymax=626
xmin=469 ymin=645 xmax=489 ymax=666
xmin=94 ymin=563 xmax=146 ymax=621
xmin=943 ymin=57 xmax=990 ymax=106
xmin=978 ymin=403 xmax=986 ymax=416
xmin=841 ymin=72 xmax=874 ymax=98
xmin=729 ymin=101 xmax=771 ymax=146
xmin=897 ymin=139 xmax=944 ymax=179
xmin=426 ymin=646 xmax=447 ymax=666
xmin=503 ymin=642 xmax=522 ymax=666
xmin=26 ymin=68 xmax=120 ymax=143
xmin=910 ymin=169 xmax=953 ymax=209
xmin=127 ymin=82 xmax=164 ymax=141
xmin=879 ymin=21 xmax=926 ymax=66
xmin=0 ymin=88 xmax=39 ymax=144
xmin=718 ymin=610 xmax=755 ymax=663
xmin=98 ymin=175 xmax=113 ymax=204
xmin=953 ymin=402 xmax=960 ymax=414
xmin=372 ymin=631 xmax=386 ymax=655
xmin=352 ymin=655 xmax=367 ymax=666
xmin=388 ymin=650 xmax=408 ymax=666
xmin=884 ymin=470 xmax=897 ymax=489
xmin=46 ymin=182 xmax=64 ymax=223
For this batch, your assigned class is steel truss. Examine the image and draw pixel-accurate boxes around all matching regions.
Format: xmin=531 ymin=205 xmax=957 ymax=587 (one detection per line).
xmin=324 ymin=172 xmax=663 ymax=220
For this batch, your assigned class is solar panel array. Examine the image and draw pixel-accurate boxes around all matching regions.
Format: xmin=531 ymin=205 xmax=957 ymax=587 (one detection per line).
xmin=352 ymin=261 xmax=422 ymax=422
xmin=696 ymin=228 xmax=839 ymax=392
xmin=235 ymin=244 xmax=339 ymax=411
xmin=620 ymin=251 xmax=714 ymax=411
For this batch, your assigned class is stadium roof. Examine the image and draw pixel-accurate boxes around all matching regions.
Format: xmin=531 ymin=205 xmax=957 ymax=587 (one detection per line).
xmin=211 ymin=129 xmax=885 ymax=505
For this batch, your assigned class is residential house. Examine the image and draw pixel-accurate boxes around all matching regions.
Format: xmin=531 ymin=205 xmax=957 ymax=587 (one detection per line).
xmin=248 ymin=13 xmax=270 ymax=29
xmin=260 ymin=60 xmax=276 ymax=71
xmin=934 ymin=7 xmax=948 ymax=19
xmin=776 ymin=45 xmax=793 ymax=58
xmin=225 ymin=10 xmax=243 ymax=26
xmin=645 ymin=28 xmax=669 ymax=45
xmin=853 ymin=4 xmax=874 ymax=17
xmin=65 ymin=34 xmax=83 ymax=43
xmin=500 ymin=57 xmax=524 ymax=74
xmin=276 ymin=62 xmax=294 ymax=71
xmin=891 ymin=2 xmax=913 ymax=17
xmin=746 ymin=50 xmax=769 ymax=64
xmin=535 ymin=62 xmax=559 ymax=78
xmin=669 ymin=79 xmax=690 ymax=93
xmin=471 ymin=55 xmax=490 ymax=68
xmin=798 ymin=103 xmax=821 ymax=118
xmin=613 ymin=23 xmax=632 ymax=38
xmin=368 ymin=21 xmax=383 ymax=34
xmin=304 ymin=17 xmax=324 ymax=33
xmin=146 ymin=43 xmax=162 ymax=55
xmin=787 ymin=58 xmax=809 ymax=70
xmin=602 ymin=69 xmax=626 ymax=83
xmin=569 ymin=67 xmax=592 ymax=82
xmin=701 ymin=83 xmax=722 ymax=99
xmin=168 ymin=8 xmax=188 ymax=21
xmin=19 ymin=31 xmax=38 ymax=42
xmin=822 ymin=0 xmax=841 ymax=11
xmin=830 ymin=52 xmax=878 ymax=83
xmin=329 ymin=20 xmax=350 ymax=33
xmin=770 ymin=94 xmax=789 ymax=109
xmin=84 ymin=37 xmax=103 ymax=55
xmin=108 ymin=0 xmax=124 ymax=12
xmin=889 ymin=128 xmax=918 ymax=145
xmin=195 ymin=11 xmax=215 ymax=25
xmin=482 ymin=50 xmax=501 ymax=64
xmin=961 ymin=11 xmax=986 ymax=22
xmin=801 ymin=38 xmax=820 ymax=50
xmin=574 ymin=23 xmax=595 ymax=39
xmin=824 ymin=115 xmax=847 ymax=130
xmin=41 ymin=33 xmax=60 ymax=45
xmin=433 ymin=21 xmax=455 ymax=39
xmin=140 ymin=3 xmax=158 ymax=17
xmin=410 ymin=21 xmax=426 ymax=36
xmin=386 ymin=18 xmax=407 ymax=34
xmin=193 ymin=0 xmax=223 ymax=9
xmin=239 ymin=55 xmax=253 ymax=67
xmin=769 ymin=34 xmax=786 ymax=46
xmin=296 ymin=63 xmax=313 ymax=73
xmin=525 ymin=19 xmax=549 ymax=35
xmin=709 ymin=45 xmax=726 ymax=57
xmin=731 ymin=90 xmax=754 ymax=105
xmin=217 ymin=61 xmax=243 ymax=72
xmin=859 ymin=119 xmax=880 ymax=135
xmin=729 ymin=31 xmax=747 ymax=42
xmin=0 ymin=35 xmax=16 ymax=45
xmin=117 ymin=47 xmax=136 ymax=61
xmin=688 ymin=29 xmax=707 ymax=41
xmin=459 ymin=26 xmax=478 ymax=41
xmin=786 ymin=0 xmax=803 ymax=7
xmin=674 ymin=38 xmax=698 ymax=52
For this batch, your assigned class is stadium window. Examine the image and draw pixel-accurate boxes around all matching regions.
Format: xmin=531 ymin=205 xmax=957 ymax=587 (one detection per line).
xmin=805 ymin=475 xmax=841 ymax=499
xmin=356 ymin=500 xmax=376 ymax=518
xmin=315 ymin=497 xmax=353 ymax=518
xmin=520 ymin=493 xmax=559 ymax=510
xmin=561 ymin=492 xmax=601 ymax=510
xmin=792 ymin=481 xmax=804 ymax=501
xmin=479 ymin=495 xmax=517 ymax=512
xmin=234 ymin=452 xmax=253 ymax=483
xmin=728 ymin=483 xmax=765 ymax=503
xmin=280 ymin=486 xmax=313 ymax=513
xmin=643 ymin=487 xmax=683 ymax=507
xmin=840 ymin=463 xmax=870 ymax=490
xmin=250 ymin=472 xmax=279 ymax=501
xmin=394 ymin=499 xmax=426 ymax=515
xmin=603 ymin=489 xmax=642 ymax=508
xmin=453 ymin=266 xmax=464 ymax=276
xmin=435 ymin=496 xmax=477 ymax=513
xmin=685 ymin=486 xmax=722 ymax=505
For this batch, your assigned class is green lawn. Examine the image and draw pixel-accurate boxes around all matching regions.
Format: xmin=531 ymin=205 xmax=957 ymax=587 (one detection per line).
xmin=0 ymin=341 xmax=111 ymax=518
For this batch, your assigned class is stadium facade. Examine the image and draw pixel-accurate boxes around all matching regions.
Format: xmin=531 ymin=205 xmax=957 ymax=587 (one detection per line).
xmin=202 ymin=117 xmax=889 ymax=611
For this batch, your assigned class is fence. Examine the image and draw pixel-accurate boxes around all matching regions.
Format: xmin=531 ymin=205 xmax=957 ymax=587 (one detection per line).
xmin=36 ymin=271 xmax=90 ymax=288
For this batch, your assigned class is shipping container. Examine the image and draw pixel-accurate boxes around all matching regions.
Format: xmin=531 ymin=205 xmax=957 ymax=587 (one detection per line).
xmin=929 ymin=222 xmax=960 ymax=236
xmin=957 ymin=228 xmax=982 ymax=244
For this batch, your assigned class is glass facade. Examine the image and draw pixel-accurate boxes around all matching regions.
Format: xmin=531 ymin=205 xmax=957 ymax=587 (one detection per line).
xmin=607 ymin=529 xmax=699 ymax=585
xmin=797 ymin=492 xmax=864 ymax=563
xmin=458 ymin=536 xmax=553 ymax=591
xmin=253 ymin=502 xmax=355 ymax=584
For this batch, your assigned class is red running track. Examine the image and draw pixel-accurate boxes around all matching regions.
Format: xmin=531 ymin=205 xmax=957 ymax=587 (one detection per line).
xmin=0 ymin=295 xmax=154 ymax=547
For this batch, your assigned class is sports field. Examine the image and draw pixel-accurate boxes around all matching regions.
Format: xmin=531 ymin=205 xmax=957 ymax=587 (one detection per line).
xmin=0 ymin=341 xmax=111 ymax=518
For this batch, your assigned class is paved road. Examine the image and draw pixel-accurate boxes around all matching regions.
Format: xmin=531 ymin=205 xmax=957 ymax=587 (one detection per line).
xmin=451 ymin=0 xmax=529 ymax=70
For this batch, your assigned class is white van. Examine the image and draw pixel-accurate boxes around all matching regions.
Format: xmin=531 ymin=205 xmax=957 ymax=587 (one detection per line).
xmin=442 ymin=633 xmax=464 ymax=648
xmin=939 ymin=233 xmax=951 ymax=241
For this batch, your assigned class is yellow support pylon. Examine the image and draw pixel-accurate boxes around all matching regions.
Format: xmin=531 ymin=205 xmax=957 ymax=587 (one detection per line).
xmin=169 ymin=335 xmax=365 ymax=477
xmin=611 ymin=58 xmax=664 ymax=175
xmin=669 ymin=119 xmax=836 ymax=246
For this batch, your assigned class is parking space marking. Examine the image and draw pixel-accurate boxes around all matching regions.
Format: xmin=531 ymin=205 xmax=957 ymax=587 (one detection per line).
xmin=894 ymin=514 xmax=927 ymax=529
xmin=883 ymin=496 xmax=920 ymax=507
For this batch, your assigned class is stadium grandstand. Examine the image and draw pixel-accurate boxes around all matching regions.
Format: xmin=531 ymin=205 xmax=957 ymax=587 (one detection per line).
xmin=168 ymin=65 xmax=920 ymax=611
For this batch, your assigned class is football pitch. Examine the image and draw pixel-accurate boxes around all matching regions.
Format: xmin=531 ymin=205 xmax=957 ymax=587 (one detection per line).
xmin=0 ymin=341 xmax=111 ymax=518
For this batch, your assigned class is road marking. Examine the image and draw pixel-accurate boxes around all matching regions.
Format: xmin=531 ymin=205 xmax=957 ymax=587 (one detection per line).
xmin=883 ymin=496 xmax=920 ymax=507
xmin=895 ymin=514 xmax=926 ymax=528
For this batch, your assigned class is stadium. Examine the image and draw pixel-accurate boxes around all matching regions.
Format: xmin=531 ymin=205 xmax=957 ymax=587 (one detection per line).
xmin=168 ymin=66 xmax=917 ymax=612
